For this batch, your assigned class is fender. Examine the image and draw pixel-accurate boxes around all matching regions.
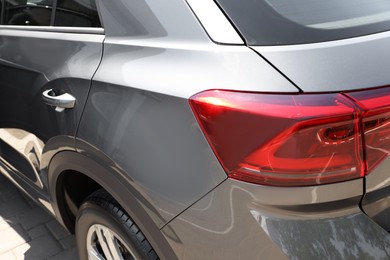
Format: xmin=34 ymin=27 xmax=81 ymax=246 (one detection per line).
xmin=48 ymin=150 xmax=177 ymax=260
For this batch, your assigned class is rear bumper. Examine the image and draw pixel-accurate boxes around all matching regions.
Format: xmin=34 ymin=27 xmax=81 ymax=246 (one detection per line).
xmin=162 ymin=178 xmax=390 ymax=259
xmin=362 ymin=157 xmax=390 ymax=231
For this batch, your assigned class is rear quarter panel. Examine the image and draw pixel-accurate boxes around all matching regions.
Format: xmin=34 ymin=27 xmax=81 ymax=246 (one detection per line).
xmin=76 ymin=0 xmax=298 ymax=227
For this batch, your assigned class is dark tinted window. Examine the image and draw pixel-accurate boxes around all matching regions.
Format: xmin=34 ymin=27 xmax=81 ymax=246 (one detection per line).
xmin=4 ymin=0 xmax=53 ymax=26
xmin=54 ymin=0 xmax=101 ymax=27
xmin=215 ymin=0 xmax=390 ymax=45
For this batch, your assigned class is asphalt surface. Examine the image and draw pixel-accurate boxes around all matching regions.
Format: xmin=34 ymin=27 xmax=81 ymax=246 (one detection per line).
xmin=0 ymin=174 xmax=79 ymax=260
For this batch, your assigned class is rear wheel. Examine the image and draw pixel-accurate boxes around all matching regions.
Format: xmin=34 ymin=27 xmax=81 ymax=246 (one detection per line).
xmin=76 ymin=189 xmax=158 ymax=260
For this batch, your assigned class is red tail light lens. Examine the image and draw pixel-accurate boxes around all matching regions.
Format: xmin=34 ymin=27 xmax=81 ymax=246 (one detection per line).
xmin=346 ymin=88 xmax=390 ymax=173
xmin=190 ymin=90 xmax=364 ymax=186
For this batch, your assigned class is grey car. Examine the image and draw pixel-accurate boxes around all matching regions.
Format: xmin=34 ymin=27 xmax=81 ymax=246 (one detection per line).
xmin=1 ymin=0 xmax=390 ymax=259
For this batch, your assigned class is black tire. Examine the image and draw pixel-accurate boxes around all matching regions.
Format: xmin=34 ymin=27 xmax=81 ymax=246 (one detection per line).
xmin=76 ymin=189 xmax=159 ymax=260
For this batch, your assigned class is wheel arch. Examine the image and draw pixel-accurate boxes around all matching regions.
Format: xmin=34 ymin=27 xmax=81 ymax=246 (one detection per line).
xmin=48 ymin=150 xmax=177 ymax=260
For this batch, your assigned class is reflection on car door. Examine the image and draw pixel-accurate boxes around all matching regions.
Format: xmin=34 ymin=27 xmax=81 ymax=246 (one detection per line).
xmin=0 ymin=0 xmax=103 ymax=201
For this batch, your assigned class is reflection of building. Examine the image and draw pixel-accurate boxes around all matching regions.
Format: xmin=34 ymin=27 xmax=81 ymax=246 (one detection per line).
xmin=0 ymin=128 xmax=43 ymax=184
xmin=4 ymin=0 xmax=100 ymax=27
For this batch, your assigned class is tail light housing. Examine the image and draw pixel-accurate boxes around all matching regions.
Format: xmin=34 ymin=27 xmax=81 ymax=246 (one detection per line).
xmin=190 ymin=88 xmax=390 ymax=187
xmin=347 ymin=88 xmax=390 ymax=173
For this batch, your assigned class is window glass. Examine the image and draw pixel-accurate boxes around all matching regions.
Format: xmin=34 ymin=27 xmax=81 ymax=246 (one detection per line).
xmin=54 ymin=0 xmax=101 ymax=27
xmin=4 ymin=0 xmax=53 ymax=26
xmin=215 ymin=0 xmax=390 ymax=45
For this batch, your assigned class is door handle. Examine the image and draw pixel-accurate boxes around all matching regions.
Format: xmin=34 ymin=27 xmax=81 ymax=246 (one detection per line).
xmin=42 ymin=89 xmax=76 ymax=112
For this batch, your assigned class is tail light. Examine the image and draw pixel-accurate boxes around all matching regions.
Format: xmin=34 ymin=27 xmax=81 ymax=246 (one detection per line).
xmin=190 ymin=88 xmax=390 ymax=187
xmin=346 ymin=88 xmax=390 ymax=173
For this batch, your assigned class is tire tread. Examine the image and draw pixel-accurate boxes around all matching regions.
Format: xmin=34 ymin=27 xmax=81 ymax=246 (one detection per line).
xmin=85 ymin=189 xmax=159 ymax=260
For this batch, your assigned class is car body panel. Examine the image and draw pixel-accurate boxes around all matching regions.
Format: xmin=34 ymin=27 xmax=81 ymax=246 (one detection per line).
xmin=95 ymin=0 xmax=298 ymax=98
xmin=93 ymin=41 xmax=298 ymax=99
xmin=253 ymin=31 xmax=390 ymax=92
xmin=76 ymin=84 xmax=228 ymax=226
xmin=0 ymin=27 xmax=103 ymax=207
xmin=0 ymin=0 xmax=389 ymax=259
xmin=75 ymin=0 xmax=298 ymax=228
xmin=253 ymin=30 xmax=390 ymax=233
xmin=162 ymin=178 xmax=390 ymax=259
xmin=48 ymin=151 xmax=178 ymax=260
xmin=361 ymin=157 xmax=390 ymax=231
xmin=75 ymin=43 xmax=298 ymax=225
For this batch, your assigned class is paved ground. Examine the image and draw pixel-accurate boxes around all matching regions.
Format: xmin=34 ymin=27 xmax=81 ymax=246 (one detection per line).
xmin=0 ymin=174 xmax=79 ymax=260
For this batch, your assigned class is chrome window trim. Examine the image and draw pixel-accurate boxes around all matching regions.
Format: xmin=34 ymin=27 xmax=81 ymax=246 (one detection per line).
xmin=185 ymin=0 xmax=243 ymax=45
xmin=0 ymin=25 xmax=104 ymax=35
xmin=0 ymin=28 xmax=104 ymax=42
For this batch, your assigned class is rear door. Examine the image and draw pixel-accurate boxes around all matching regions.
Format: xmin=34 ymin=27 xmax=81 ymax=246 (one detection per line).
xmin=0 ymin=0 xmax=103 ymax=198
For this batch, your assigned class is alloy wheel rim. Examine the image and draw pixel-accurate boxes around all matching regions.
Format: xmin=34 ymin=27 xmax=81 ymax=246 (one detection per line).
xmin=86 ymin=224 xmax=137 ymax=260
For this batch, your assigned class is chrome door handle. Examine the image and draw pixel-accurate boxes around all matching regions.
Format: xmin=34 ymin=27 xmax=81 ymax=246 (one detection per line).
xmin=42 ymin=89 xmax=76 ymax=112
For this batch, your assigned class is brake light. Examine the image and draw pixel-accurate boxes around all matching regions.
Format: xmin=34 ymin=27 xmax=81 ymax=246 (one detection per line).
xmin=346 ymin=88 xmax=390 ymax=173
xmin=190 ymin=90 xmax=363 ymax=186
xmin=190 ymin=88 xmax=390 ymax=186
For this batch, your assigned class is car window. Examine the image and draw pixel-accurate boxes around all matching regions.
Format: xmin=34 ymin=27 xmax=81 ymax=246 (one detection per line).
xmin=4 ymin=0 xmax=53 ymax=26
xmin=215 ymin=0 xmax=390 ymax=45
xmin=54 ymin=0 xmax=101 ymax=27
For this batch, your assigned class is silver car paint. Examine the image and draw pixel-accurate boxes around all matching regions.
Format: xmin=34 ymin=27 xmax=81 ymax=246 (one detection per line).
xmin=0 ymin=28 xmax=103 ymax=211
xmin=79 ymin=0 xmax=390 ymax=257
xmin=48 ymin=151 xmax=178 ymax=259
xmin=253 ymin=31 xmax=390 ymax=92
xmin=92 ymin=42 xmax=298 ymax=99
xmin=0 ymin=0 xmax=388 ymax=259
xmin=162 ymin=178 xmax=390 ymax=259
xmin=95 ymin=0 xmax=298 ymax=98
xmin=75 ymin=0 xmax=298 ymax=227
xmin=361 ymin=158 xmax=390 ymax=231
xmin=76 ymin=86 xmax=227 ymax=226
